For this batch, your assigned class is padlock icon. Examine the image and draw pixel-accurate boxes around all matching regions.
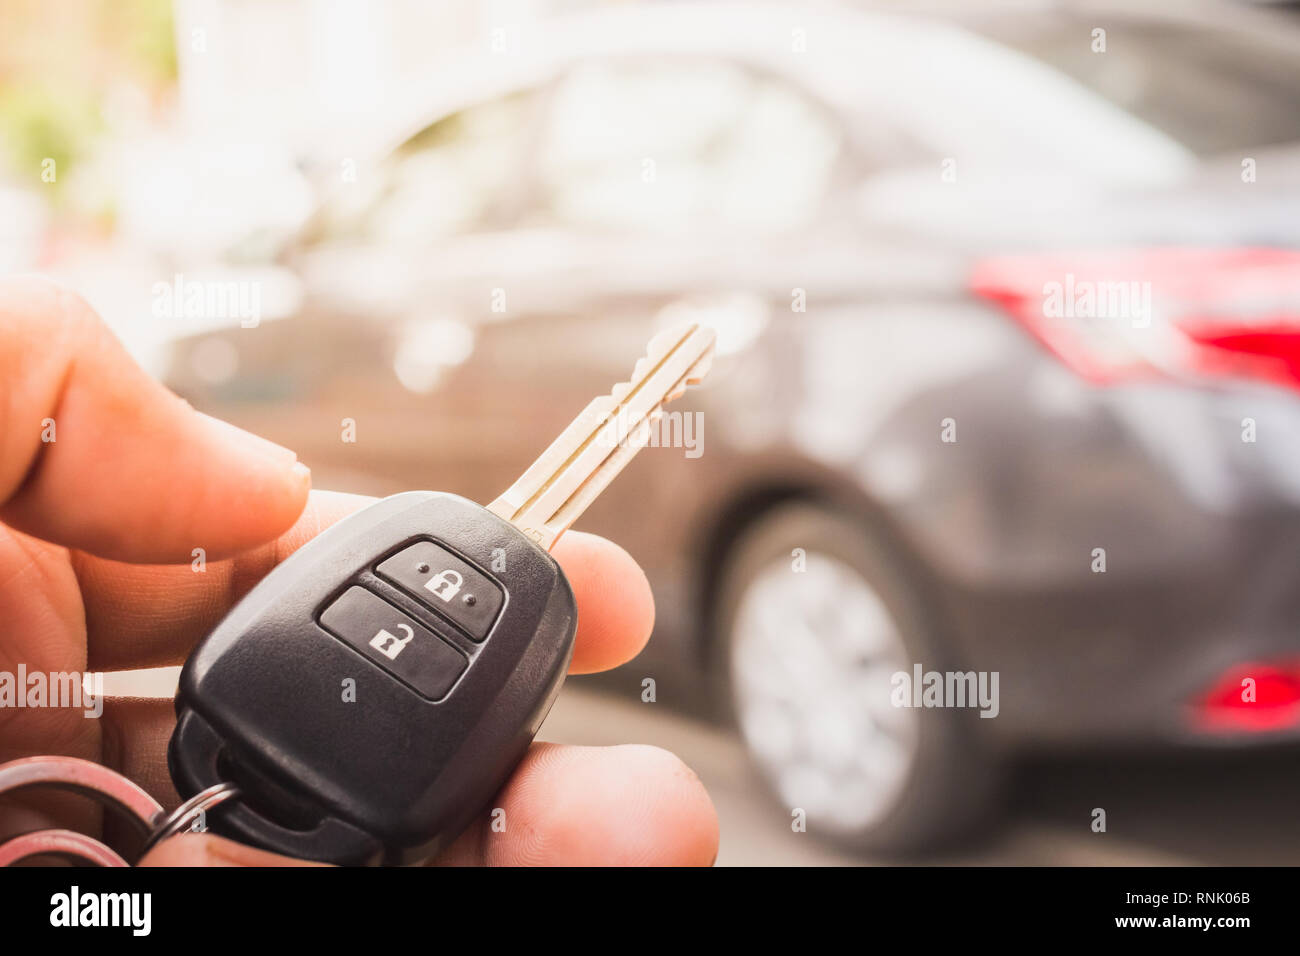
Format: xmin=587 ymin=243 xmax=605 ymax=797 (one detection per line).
xmin=369 ymin=623 xmax=414 ymax=660
xmin=425 ymin=569 xmax=463 ymax=602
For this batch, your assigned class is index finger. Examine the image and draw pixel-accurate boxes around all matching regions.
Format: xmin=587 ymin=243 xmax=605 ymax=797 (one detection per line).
xmin=0 ymin=276 xmax=310 ymax=562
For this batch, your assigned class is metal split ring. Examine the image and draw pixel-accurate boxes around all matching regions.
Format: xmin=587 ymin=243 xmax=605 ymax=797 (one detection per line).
xmin=138 ymin=781 xmax=241 ymax=857
xmin=0 ymin=755 xmax=239 ymax=866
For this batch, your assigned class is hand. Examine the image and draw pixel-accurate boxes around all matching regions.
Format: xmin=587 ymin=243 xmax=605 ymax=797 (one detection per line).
xmin=0 ymin=276 xmax=718 ymax=866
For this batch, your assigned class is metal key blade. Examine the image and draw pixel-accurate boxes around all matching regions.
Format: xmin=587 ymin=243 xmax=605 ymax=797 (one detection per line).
xmin=487 ymin=323 xmax=716 ymax=550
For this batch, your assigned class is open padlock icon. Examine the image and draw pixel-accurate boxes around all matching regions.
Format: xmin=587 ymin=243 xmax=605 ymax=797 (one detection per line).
xmin=369 ymin=623 xmax=415 ymax=660
xmin=424 ymin=569 xmax=463 ymax=602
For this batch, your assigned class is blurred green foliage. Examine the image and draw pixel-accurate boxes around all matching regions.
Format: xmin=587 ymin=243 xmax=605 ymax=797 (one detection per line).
xmin=119 ymin=0 xmax=179 ymax=86
xmin=0 ymin=0 xmax=176 ymax=192
xmin=0 ymin=85 xmax=102 ymax=188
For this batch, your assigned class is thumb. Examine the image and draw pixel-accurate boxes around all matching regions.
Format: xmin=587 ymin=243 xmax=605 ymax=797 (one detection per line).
xmin=0 ymin=276 xmax=310 ymax=562
xmin=138 ymin=833 xmax=330 ymax=867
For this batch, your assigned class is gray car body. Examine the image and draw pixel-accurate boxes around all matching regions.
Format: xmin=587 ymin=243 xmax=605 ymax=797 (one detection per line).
xmin=163 ymin=0 xmax=1300 ymax=755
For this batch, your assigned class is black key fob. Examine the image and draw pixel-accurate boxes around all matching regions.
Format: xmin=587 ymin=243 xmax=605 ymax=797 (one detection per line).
xmin=168 ymin=491 xmax=577 ymax=865
xmin=168 ymin=323 xmax=717 ymax=865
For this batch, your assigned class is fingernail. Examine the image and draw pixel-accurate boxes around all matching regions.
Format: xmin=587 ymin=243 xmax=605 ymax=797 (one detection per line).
xmin=201 ymin=833 xmax=328 ymax=867
xmin=199 ymin=412 xmax=299 ymax=466
xmin=199 ymin=835 xmax=263 ymax=867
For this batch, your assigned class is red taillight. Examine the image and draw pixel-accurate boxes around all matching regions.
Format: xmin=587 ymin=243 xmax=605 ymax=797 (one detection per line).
xmin=1178 ymin=321 xmax=1300 ymax=391
xmin=1193 ymin=660 xmax=1300 ymax=733
xmin=971 ymin=248 xmax=1300 ymax=390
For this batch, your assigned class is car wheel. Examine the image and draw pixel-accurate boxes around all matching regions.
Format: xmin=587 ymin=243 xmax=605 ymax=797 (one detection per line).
xmin=716 ymin=501 xmax=997 ymax=854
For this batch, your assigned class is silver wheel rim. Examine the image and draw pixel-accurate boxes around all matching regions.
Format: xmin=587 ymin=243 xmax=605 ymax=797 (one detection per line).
xmin=730 ymin=551 xmax=919 ymax=835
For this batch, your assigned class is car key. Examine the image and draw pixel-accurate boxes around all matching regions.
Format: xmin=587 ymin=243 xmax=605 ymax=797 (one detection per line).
xmin=167 ymin=322 xmax=716 ymax=865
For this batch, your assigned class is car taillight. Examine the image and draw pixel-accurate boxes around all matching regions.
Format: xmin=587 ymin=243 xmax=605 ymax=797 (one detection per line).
xmin=1192 ymin=660 xmax=1300 ymax=733
xmin=971 ymin=248 xmax=1300 ymax=390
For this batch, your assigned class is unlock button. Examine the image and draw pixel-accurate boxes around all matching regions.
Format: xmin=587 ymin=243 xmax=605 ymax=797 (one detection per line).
xmin=320 ymin=587 xmax=467 ymax=700
xmin=377 ymin=542 xmax=503 ymax=641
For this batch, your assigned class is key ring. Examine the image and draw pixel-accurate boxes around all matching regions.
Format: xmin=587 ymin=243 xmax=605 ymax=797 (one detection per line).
xmin=138 ymin=781 xmax=241 ymax=857
xmin=0 ymin=755 xmax=238 ymax=866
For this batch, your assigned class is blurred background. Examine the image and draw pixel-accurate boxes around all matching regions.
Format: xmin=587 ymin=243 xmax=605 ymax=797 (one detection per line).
xmin=6 ymin=0 xmax=1300 ymax=864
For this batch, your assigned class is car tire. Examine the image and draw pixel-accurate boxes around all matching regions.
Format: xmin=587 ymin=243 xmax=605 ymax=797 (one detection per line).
xmin=715 ymin=500 xmax=998 ymax=854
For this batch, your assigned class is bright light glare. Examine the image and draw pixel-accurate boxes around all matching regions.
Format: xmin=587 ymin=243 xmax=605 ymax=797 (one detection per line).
xmin=393 ymin=317 xmax=475 ymax=393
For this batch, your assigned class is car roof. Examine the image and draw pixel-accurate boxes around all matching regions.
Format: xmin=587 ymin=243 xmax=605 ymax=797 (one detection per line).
xmin=337 ymin=1 xmax=1192 ymax=187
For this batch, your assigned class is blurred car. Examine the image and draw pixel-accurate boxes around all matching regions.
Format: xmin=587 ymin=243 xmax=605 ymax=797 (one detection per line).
xmin=164 ymin=0 xmax=1300 ymax=852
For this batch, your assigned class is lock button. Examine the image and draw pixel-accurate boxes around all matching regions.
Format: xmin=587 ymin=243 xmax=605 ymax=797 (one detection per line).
xmin=376 ymin=541 xmax=503 ymax=641
xmin=320 ymin=586 xmax=468 ymax=701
